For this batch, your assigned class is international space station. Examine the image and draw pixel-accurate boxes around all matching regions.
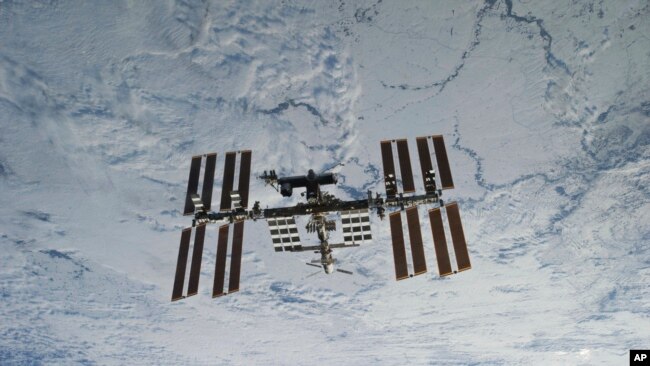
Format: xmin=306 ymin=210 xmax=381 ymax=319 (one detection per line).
xmin=171 ymin=135 xmax=471 ymax=301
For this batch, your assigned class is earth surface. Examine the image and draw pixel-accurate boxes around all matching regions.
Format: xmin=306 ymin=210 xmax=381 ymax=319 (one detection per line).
xmin=1 ymin=1 xmax=648 ymax=364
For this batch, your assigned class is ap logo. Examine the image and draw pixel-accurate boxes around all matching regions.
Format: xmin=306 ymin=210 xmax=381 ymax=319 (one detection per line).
xmin=631 ymin=350 xmax=649 ymax=365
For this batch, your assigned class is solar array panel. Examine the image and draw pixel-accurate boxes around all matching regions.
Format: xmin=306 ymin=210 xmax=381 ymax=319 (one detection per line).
xmin=182 ymin=152 xmax=221 ymax=215
xmin=389 ymin=212 xmax=409 ymax=280
xmin=220 ymin=152 xmax=237 ymax=211
xmin=406 ymin=207 xmax=427 ymax=276
xmin=183 ymin=156 xmax=202 ymax=215
xmin=416 ymin=137 xmax=437 ymax=194
xmin=174 ymin=150 xmax=255 ymax=302
xmin=379 ymin=135 xmax=472 ymax=281
xmin=431 ymin=135 xmax=454 ymax=190
xmin=445 ymin=202 xmax=471 ymax=272
xmin=212 ymin=224 xmax=229 ymax=298
xmin=381 ymin=139 xmax=420 ymax=196
xmin=238 ymin=150 xmax=252 ymax=209
xmin=228 ymin=221 xmax=245 ymax=293
xmin=396 ymin=139 xmax=415 ymax=193
xmin=171 ymin=228 xmax=192 ymax=301
xmin=201 ymin=153 xmax=217 ymax=211
xmin=380 ymin=140 xmax=397 ymax=198
xmin=186 ymin=224 xmax=206 ymax=297
xmin=428 ymin=207 xmax=453 ymax=276
xmin=385 ymin=201 xmax=471 ymax=280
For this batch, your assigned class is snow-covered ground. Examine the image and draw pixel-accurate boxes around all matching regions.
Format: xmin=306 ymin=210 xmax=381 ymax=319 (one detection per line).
xmin=1 ymin=0 xmax=648 ymax=364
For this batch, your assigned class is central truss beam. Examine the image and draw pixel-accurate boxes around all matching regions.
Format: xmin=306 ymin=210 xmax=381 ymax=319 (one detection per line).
xmin=199 ymin=190 xmax=441 ymax=225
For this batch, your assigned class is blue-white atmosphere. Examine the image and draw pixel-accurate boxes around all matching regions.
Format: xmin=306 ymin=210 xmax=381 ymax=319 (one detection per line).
xmin=1 ymin=1 xmax=648 ymax=364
